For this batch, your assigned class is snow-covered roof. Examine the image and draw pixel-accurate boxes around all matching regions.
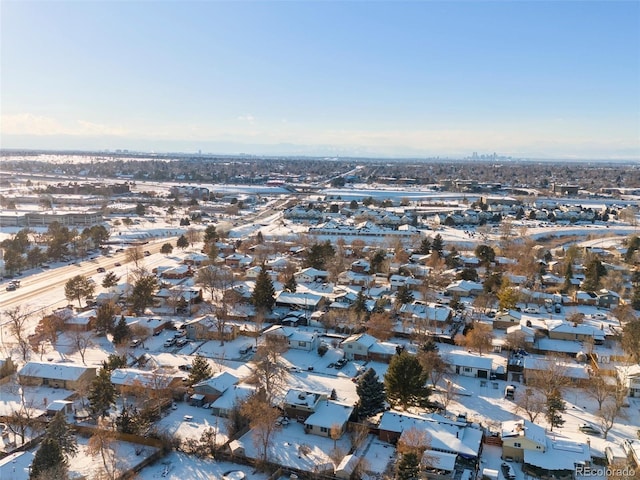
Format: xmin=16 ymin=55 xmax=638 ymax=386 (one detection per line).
xmin=274 ymin=291 xmax=323 ymax=307
xmin=284 ymin=389 xmax=324 ymax=409
xmin=502 ymin=420 xmax=547 ymax=447
xmin=380 ymin=411 xmax=483 ymax=458
xmin=304 ymin=400 xmax=354 ymax=429
xmin=524 ymin=440 xmax=590 ymax=471
xmin=422 ymin=450 xmax=457 ymax=471
xmin=0 ymin=451 xmax=34 ymax=479
xmin=110 ymin=368 xmax=177 ymax=389
xmin=210 ymin=384 xmax=255 ymax=410
xmin=342 ymin=333 xmax=378 ymax=348
xmin=19 ymin=361 xmax=94 ymax=382
xmin=447 ymin=351 xmax=493 ymax=370
xmin=193 ymin=371 xmax=239 ymax=393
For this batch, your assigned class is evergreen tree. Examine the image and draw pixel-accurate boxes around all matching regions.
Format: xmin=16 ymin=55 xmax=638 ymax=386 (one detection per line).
xmin=177 ymin=234 xmax=189 ymax=249
xmin=395 ymin=452 xmax=420 ymax=480
xmin=31 ymin=437 xmax=67 ymax=479
xmin=188 ymin=354 xmax=213 ymax=386
xmin=369 ymin=250 xmax=387 ymax=273
xmin=545 ymin=389 xmax=566 ymax=431
xmin=418 ymin=237 xmax=431 ymax=255
xmin=304 ymin=241 xmax=335 ymax=270
xmin=88 ymin=368 xmax=116 ymax=418
xmin=384 ymin=351 xmax=430 ymax=410
xmin=251 ymin=265 xmax=275 ymax=312
xmin=356 ymin=368 xmax=386 ymax=418
xmin=95 ymin=301 xmax=117 ymax=335
xmin=203 ymin=224 xmax=219 ymax=243
xmin=563 ymin=262 xmax=574 ymax=292
xmin=160 ymin=242 xmax=174 ymax=254
xmin=101 ymin=271 xmax=120 ymax=290
xmin=102 ymin=353 xmax=127 ymax=371
xmin=583 ymin=257 xmax=607 ymax=291
xmin=351 ymin=289 xmax=368 ymax=318
xmin=284 ymin=274 xmax=297 ymax=293
xmin=112 ymin=315 xmax=131 ymax=345
xmin=45 ymin=411 xmax=78 ymax=458
xmin=432 ymin=234 xmax=444 ymax=255
xmin=130 ymin=275 xmax=157 ymax=314
xmin=394 ymin=285 xmax=415 ymax=309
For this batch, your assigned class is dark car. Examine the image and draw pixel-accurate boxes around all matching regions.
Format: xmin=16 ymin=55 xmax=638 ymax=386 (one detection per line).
xmin=97 ymin=267 xmax=106 ymax=273
xmin=114 ymin=262 xmax=121 ymax=267
xmin=501 ymin=462 xmax=516 ymax=480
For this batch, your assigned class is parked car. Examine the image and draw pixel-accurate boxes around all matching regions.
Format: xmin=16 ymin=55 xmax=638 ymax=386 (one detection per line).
xmin=176 ymin=338 xmax=188 ymax=348
xmin=164 ymin=338 xmax=176 ymax=348
xmin=144 ymin=251 xmax=151 ymax=256
xmin=97 ymin=267 xmax=106 ymax=273
xmin=578 ymin=423 xmax=601 ymax=435
xmin=114 ymin=262 xmax=122 ymax=267
xmin=501 ymin=462 xmax=516 ymax=480
xmin=6 ymin=283 xmax=17 ymax=291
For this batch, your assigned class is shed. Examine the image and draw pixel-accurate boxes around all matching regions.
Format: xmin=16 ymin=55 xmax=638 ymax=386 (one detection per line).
xmin=190 ymin=393 xmax=206 ymax=407
xmin=46 ymin=400 xmax=74 ymax=416
xmin=335 ymin=454 xmax=360 ymax=479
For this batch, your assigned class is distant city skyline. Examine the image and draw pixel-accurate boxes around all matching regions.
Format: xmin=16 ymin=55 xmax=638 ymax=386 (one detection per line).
xmin=1 ymin=1 xmax=639 ymax=160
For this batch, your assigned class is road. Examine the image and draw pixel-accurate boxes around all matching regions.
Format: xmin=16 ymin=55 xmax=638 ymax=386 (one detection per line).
xmin=0 ymin=237 xmax=178 ymax=332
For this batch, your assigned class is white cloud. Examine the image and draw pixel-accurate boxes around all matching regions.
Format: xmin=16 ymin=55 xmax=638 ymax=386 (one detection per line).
xmin=236 ymin=114 xmax=255 ymax=124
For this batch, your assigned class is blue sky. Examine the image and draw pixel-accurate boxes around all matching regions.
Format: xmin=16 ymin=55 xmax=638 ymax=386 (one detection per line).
xmin=1 ymin=1 xmax=639 ymax=159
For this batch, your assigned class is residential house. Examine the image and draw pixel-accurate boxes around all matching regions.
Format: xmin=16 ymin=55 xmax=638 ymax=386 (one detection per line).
xmin=350 ymin=259 xmax=371 ymax=274
xmin=447 ymin=351 xmax=494 ymax=378
xmin=303 ymin=400 xmax=354 ymax=438
xmin=110 ymin=368 xmax=183 ymax=394
xmin=341 ymin=333 xmax=399 ymax=363
xmin=263 ymin=325 xmax=319 ymax=351
xmin=445 ymin=280 xmax=484 ymax=296
xmin=224 ymin=253 xmax=253 ymax=269
xmin=573 ymin=291 xmax=598 ymax=306
xmin=18 ymin=361 xmax=96 ymax=390
xmin=615 ymin=364 xmax=640 ymax=398
xmin=295 ymin=267 xmax=329 ymax=284
xmin=545 ymin=319 xmax=605 ymax=344
xmin=192 ymin=371 xmax=239 ymax=404
xmin=63 ymin=309 xmax=96 ymax=332
xmin=210 ymin=384 xmax=255 ymax=418
xmin=160 ymin=265 xmax=193 ymax=279
xmin=523 ymin=357 xmax=590 ymax=386
xmin=597 ymin=289 xmax=620 ymax=308
xmin=283 ymin=389 xmax=327 ymax=421
xmin=501 ymin=420 xmax=546 ymax=462
xmin=502 ymin=419 xmax=591 ymax=478
xmin=274 ymin=291 xmax=323 ymax=312
xmin=493 ymin=310 xmax=521 ymax=330
xmin=397 ymin=302 xmax=454 ymax=333
xmin=378 ymin=411 xmax=483 ymax=460
xmin=184 ymin=315 xmax=240 ymax=341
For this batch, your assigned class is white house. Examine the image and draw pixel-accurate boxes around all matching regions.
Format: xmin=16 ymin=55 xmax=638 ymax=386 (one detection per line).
xmin=447 ymin=351 xmax=494 ymax=378
xmin=295 ymin=267 xmax=329 ymax=283
xmin=616 ymin=364 xmax=640 ymax=397
xmin=263 ymin=325 xmax=319 ymax=351
xmin=304 ymin=400 xmax=354 ymax=438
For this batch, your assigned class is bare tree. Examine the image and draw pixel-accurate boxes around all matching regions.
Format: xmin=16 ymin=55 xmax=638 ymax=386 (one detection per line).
xmin=87 ymin=418 xmax=118 ymax=480
xmin=586 ymin=368 xmax=615 ymax=410
xmin=439 ymin=378 xmax=459 ymax=415
xmin=185 ymin=227 xmax=202 ymax=247
xmin=71 ymin=330 xmax=93 ymax=365
xmin=4 ymin=306 xmax=34 ymax=361
xmin=596 ymin=399 xmax=627 ymax=440
xmin=418 ymin=350 xmax=448 ymax=388
xmin=527 ymin=355 xmax=571 ymax=402
xmin=514 ymin=387 xmax=545 ymax=423
xmin=455 ymin=322 xmax=494 ymax=355
xmin=125 ymin=246 xmax=144 ymax=270
xmin=240 ymin=391 xmax=281 ymax=465
xmin=195 ymin=265 xmax=235 ymax=345
xmin=504 ymin=331 xmax=528 ymax=351
xmin=366 ymin=312 xmax=394 ymax=341
xmin=252 ymin=337 xmax=288 ymax=404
